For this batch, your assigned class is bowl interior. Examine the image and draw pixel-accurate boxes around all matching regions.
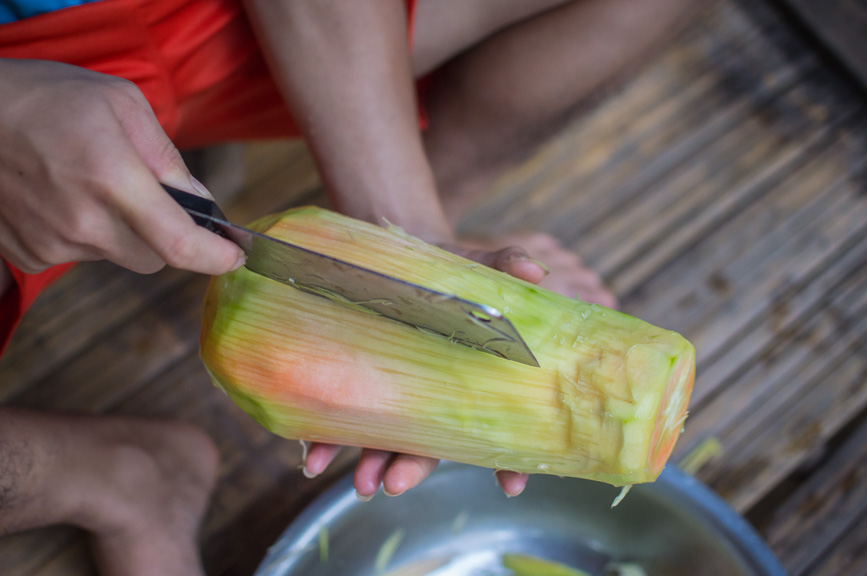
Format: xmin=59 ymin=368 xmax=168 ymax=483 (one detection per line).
xmin=255 ymin=463 xmax=785 ymax=576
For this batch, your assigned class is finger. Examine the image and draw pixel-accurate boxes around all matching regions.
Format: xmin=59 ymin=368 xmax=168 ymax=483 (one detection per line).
xmin=353 ymin=449 xmax=394 ymax=500
xmin=382 ymin=455 xmax=440 ymax=497
xmin=448 ymin=243 xmax=550 ymax=286
xmin=485 ymin=246 xmax=549 ymax=285
xmin=303 ymin=442 xmax=343 ymax=478
xmin=588 ymin=289 xmax=618 ymax=309
xmin=102 ymin=91 xmax=244 ymax=275
xmin=566 ymin=279 xmax=618 ymax=309
xmin=495 ymin=470 xmax=529 ymax=497
xmin=0 ymin=184 xmax=167 ymax=274
xmin=89 ymin=230 xmax=166 ymax=274
xmin=497 ymin=252 xmax=550 ymax=285
xmin=538 ymin=266 xmax=618 ymax=307
xmin=110 ymin=167 xmax=244 ymax=275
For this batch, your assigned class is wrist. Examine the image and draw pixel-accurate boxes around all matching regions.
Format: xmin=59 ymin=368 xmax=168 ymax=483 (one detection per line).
xmin=333 ymin=193 xmax=455 ymax=245
xmin=325 ymin=176 xmax=455 ymax=246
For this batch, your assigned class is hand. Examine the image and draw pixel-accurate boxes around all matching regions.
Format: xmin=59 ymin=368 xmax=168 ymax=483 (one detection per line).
xmin=0 ymin=59 xmax=244 ymax=276
xmin=455 ymin=233 xmax=618 ymax=309
xmin=301 ymin=242 xmax=555 ymax=499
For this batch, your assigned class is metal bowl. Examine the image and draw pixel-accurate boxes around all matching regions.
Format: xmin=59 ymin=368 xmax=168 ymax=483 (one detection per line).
xmin=255 ymin=463 xmax=787 ymax=576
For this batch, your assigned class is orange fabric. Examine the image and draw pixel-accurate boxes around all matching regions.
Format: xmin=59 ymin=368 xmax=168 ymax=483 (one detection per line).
xmin=0 ymin=0 xmax=300 ymax=148
xmin=0 ymin=0 xmax=420 ymax=355
xmin=0 ymin=260 xmax=74 ymax=356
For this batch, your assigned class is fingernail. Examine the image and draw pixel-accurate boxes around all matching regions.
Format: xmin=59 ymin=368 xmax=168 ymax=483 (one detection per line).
xmin=505 ymin=481 xmax=526 ymax=499
xmin=230 ymin=253 xmax=246 ymax=272
xmin=355 ymin=491 xmax=374 ymax=502
xmin=297 ymin=440 xmax=311 ymax=476
xmin=383 ymin=488 xmax=403 ymax=497
xmin=302 ymin=466 xmax=319 ymax=479
xmin=494 ymin=470 xmax=525 ymax=498
xmin=504 ymin=254 xmax=550 ymax=276
xmin=527 ymin=257 xmax=550 ymax=275
xmin=189 ymin=176 xmax=214 ymax=199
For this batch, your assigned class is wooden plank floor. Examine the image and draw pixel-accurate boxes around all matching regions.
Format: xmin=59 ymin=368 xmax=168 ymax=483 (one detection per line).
xmin=2 ymin=0 xmax=866 ymax=574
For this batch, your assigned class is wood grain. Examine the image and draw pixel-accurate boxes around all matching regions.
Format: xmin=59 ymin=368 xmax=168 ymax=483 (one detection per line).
xmin=757 ymin=406 xmax=867 ymax=575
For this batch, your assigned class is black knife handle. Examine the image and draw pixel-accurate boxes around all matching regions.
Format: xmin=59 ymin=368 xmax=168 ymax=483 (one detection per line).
xmin=163 ymin=184 xmax=229 ymax=238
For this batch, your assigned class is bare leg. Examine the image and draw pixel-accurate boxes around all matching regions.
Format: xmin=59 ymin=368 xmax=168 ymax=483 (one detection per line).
xmin=414 ymin=0 xmax=705 ymax=305
xmin=0 ymin=408 xmax=218 ymax=576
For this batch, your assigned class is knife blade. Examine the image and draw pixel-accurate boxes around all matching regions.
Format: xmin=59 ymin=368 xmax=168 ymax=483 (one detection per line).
xmin=165 ymin=185 xmax=539 ymax=367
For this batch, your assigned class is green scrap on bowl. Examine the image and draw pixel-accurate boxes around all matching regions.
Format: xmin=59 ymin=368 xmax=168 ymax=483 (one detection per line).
xmin=605 ymin=562 xmax=648 ymax=576
xmin=501 ymin=553 xmax=590 ymax=576
xmin=375 ymin=528 xmax=405 ymax=575
xmin=381 ymin=556 xmax=453 ymax=576
xmin=318 ymin=526 xmax=329 ymax=563
xmin=451 ymin=511 xmax=469 ymax=534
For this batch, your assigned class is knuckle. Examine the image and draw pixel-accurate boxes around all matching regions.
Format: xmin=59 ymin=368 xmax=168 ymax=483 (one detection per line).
xmin=14 ymin=244 xmax=55 ymax=273
xmin=12 ymin=255 xmax=48 ymax=274
xmin=78 ymin=168 xmax=133 ymax=206
xmin=162 ymin=234 xmax=199 ymax=269
xmin=105 ymin=77 xmax=145 ymax=104
xmin=55 ymin=201 xmax=107 ymax=248
xmin=155 ymin=140 xmax=186 ymax=176
xmin=97 ymin=78 xmax=150 ymax=120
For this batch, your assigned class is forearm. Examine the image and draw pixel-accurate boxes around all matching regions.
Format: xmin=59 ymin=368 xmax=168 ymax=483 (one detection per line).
xmin=243 ymin=0 xmax=452 ymax=243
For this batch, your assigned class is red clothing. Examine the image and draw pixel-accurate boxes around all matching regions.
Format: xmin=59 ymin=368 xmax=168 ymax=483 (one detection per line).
xmin=0 ymin=0 xmax=419 ymax=355
xmin=0 ymin=260 xmax=75 ymax=355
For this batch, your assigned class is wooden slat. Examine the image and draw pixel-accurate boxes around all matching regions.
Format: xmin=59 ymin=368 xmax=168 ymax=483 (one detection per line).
xmin=753 ymin=406 xmax=867 ymax=575
xmin=805 ymin=512 xmax=867 ymax=576
xmin=583 ymin=80 xmax=851 ymax=282
xmin=0 ymin=264 xmax=191 ymax=400
xmin=692 ymin=222 xmax=867 ymax=398
xmin=678 ymin=259 xmax=867 ymax=455
xmin=675 ymin=231 xmax=867 ymax=455
xmin=7 ymin=276 xmax=208 ymax=411
xmin=690 ymin=276 xmax=867 ymax=511
xmin=621 ymin=140 xmax=867 ymax=366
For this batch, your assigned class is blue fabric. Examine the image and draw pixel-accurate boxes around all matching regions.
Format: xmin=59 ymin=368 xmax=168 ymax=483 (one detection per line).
xmin=0 ymin=0 xmax=104 ymax=24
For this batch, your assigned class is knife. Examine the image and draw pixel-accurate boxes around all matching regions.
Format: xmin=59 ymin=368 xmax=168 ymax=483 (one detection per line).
xmin=165 ymin=185 xmax=539 ymax=367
